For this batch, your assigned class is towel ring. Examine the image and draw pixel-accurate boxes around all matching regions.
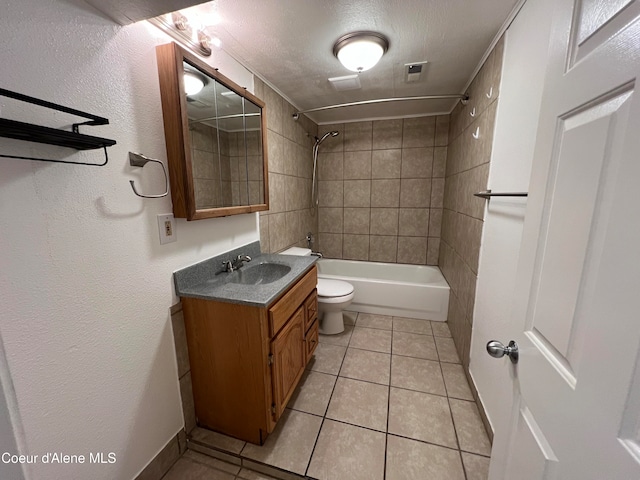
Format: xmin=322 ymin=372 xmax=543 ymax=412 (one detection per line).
xmin=128 ymin=152 xmax=169 ymax=198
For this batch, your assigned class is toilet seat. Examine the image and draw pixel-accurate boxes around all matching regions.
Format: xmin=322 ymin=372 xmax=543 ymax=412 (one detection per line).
xmin=317 ymin=278 xmax=354 ymax=298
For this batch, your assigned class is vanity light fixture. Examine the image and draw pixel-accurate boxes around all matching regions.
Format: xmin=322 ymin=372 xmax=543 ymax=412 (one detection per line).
xmin=148 ymin=12 xmax=214 ymax=57
xmin=333 ymin=31 xmax=389 ymax=73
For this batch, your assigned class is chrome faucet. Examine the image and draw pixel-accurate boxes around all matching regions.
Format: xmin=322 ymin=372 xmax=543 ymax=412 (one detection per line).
xmin=222 ymin=254 xmax=252 ymax=272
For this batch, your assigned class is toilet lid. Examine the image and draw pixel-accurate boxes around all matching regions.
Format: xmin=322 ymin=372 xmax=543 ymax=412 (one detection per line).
xmin=317 ymin=278 xmax=354 ymax=297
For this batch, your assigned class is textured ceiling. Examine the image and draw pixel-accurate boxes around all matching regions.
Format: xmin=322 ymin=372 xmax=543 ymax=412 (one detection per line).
xmin=85 ymin=0 xmax=521 ymax=124
xmin=191 ymin=0 xmax=521 ymax=124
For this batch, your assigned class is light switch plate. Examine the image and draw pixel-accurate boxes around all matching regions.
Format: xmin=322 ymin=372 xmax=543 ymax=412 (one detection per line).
xmin=157 ymin=214 xmax=177 ymax=244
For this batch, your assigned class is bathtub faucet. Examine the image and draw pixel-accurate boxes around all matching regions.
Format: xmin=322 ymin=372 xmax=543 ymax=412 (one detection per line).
xmin=311 ymin=251 xmax=323 ymax=258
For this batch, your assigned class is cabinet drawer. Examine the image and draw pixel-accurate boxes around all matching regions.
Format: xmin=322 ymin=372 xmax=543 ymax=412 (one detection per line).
xmin=269 ymin=266 xmax=317 ymax=337
xmin=304 ymin=289 xmax=318 ymax=330
xmin=305 ymin=319 xmax=319 ymax=364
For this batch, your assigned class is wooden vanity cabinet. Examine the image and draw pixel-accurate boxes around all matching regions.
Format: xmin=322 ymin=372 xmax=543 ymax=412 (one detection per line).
xmin=181 ymin=265 xmax=318 ymax=445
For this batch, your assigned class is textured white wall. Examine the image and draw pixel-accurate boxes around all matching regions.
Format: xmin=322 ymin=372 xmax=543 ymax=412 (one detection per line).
xmin=470 ymin=0 xmax=553 ymax=435
xmin=0 ymin=1 xmax=258 ymax=479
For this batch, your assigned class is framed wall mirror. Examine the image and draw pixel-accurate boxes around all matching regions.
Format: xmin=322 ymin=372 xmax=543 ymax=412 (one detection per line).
xmin=156 ymin=42 xmax=269 ymax=220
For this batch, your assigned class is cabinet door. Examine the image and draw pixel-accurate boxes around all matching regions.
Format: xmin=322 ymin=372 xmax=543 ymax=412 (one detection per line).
xmin=271 ymin=306 xmax=305 ymax=420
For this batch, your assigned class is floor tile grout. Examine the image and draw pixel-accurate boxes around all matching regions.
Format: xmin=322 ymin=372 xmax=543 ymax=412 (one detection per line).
xmin=183 ymin=315 xmax=483 ymax=480
xmin=303 ymin=312 xmax=355 ymax=478
xmin=383 ymin=324 xmax=393 ymax=480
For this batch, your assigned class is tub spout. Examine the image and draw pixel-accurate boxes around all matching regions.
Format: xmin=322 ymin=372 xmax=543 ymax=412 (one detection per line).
xmin=311 ymin=251 xmax=323 ymax=258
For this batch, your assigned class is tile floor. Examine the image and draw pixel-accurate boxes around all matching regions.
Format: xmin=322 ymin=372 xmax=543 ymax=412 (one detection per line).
xmin=166 ymin=312 xmax=491 ymax=480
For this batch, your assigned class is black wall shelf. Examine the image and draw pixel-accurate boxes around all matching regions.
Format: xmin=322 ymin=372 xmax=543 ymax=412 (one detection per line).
xmin=0 ymin=88 xmax=116 ymax=166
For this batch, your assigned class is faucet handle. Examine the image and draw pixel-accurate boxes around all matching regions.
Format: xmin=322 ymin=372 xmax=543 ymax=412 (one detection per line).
xmin=222 ymin=260 xmax=234 ymax=272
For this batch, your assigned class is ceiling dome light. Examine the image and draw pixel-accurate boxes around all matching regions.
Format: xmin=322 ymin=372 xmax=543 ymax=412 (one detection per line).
xmin=183 ymin=71 xmax=205 ymax=96
xmin=333 ymin=31 xmax=389 ymax=73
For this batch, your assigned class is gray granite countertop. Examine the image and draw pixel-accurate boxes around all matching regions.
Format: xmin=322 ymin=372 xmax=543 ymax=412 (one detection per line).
xmin=173 ymin=242 xmax=318 ymax=307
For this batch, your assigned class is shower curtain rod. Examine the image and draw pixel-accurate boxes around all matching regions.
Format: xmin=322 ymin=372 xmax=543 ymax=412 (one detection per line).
xmin=292 ymin=93 xmax=469 ymax=119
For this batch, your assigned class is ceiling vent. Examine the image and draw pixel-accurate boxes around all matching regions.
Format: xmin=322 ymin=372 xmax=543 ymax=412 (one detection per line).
xmin=404 ymin=61 xmax=428 ymax=83
xmin=328 ymin=74 xmax=362 ymax=91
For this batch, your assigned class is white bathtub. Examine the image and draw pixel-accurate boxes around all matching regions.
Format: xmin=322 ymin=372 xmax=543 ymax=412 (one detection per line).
xmin=317 ymin=259 xmax=450 ymax=321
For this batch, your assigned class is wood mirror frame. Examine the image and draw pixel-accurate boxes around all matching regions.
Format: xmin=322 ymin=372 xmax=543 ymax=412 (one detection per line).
xmin=156 ymin=42 xmax=269 ymax=220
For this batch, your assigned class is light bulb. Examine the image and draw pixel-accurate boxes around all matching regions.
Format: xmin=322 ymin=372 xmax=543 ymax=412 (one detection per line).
xmin=184 ymin=72 xmax=205 ymax=96
xmin=337 ymin=40 xmax=384 ymax=72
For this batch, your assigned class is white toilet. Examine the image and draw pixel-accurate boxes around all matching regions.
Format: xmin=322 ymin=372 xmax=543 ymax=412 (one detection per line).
xmin=281 ymin=247 xmax=354 ymax=335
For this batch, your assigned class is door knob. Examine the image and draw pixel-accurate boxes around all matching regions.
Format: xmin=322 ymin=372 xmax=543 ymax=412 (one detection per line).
xmin=486 ymin=340 xmax=519 ymax=364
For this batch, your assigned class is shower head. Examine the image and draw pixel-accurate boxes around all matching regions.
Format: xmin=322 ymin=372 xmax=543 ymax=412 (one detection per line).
xmin=314 ymin=131 xmax=340 ymax=146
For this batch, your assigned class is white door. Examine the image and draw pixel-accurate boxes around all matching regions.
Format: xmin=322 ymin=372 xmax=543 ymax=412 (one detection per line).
xmin=489 ymin=0 xmax=640 ymax=478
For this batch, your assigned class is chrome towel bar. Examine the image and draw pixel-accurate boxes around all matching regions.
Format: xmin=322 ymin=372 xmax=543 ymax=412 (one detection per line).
xmin=474 ymin=189 xmax=528 ymax=200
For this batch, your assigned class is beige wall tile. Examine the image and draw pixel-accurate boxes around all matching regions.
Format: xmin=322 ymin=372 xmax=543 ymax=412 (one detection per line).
xmin=372 ymin=119 xmax=403 ymax=149
xmin=318 ymin=207 xmax=343 ymax=234
xmin=268 ymin=173 xmax=285 ymax=213
xmin=310 ymin=111 xmax=448 ymax=268
xmin=283 ymin=138 xmax=297 ymax=176
xmin=318 ymin=180 xmax=344 ymax=207
xmin=319 ymin=233 xmax=342 ymax=258
xmin=371 ymin=149 xmax=401 ymax=178
xmin=287 ymin=210 xmax=304 ymax=246
xmin=429 ymin=208 xmax=443 ymax=238
xmin=427 ymin=237 xmax=441 ymax=266
xmin=259 ymin=214 xmax=270 ymax=253
xmin=343 ymin=234 xmax=369 ymax=261
xmin=400 ymin=178 xmax=431 ymax=208
xmin=369 ymin=235 xmax=398 ymax=262
xmin=281 ymin=101 xmax=297 ymax=142
xmin=318 ymin=152 xmax=344 ymax=180
xmin=397 ymin=236 xmax=427 ymax=264
xmin=431 ymin=178 xmax=445 ymax=209
xmin=343 ymin=180 xmax=371 ymax=207
xmin=135 ymin=434 xmax=182 ymax=480
xmin=398 ymin=208 xmax=429 ymax=237
xmin=371 ymin=179 xmax=400 ymax=207
xmin=370 ymin=208 xmax=399 ymax=236
xmin=402 ymin=116 xmax=436 ymax=148
xmin=344 ymin=121 xmax=373 ymax=151
xmin=401 ymin=147 xmax=434 ymax=178
xmin=264 ymin=84 xmax=284 ymax=135
xmin=179 ymin=372 xmax=196 ymax=434
xmin=268 ymin=213 xmax=288 ymax=252
xmin=171 ymin=310 xmax=190 ymax=379
xmin=343 ymin=207 xmax=370 ymax=234
xmin=435 ymin=115 xmax=450 ymax=147
xmin=267 ymin=130 xmax=284 ymax=174
xmin=343 ymin=151 xmax=372 ymax=179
